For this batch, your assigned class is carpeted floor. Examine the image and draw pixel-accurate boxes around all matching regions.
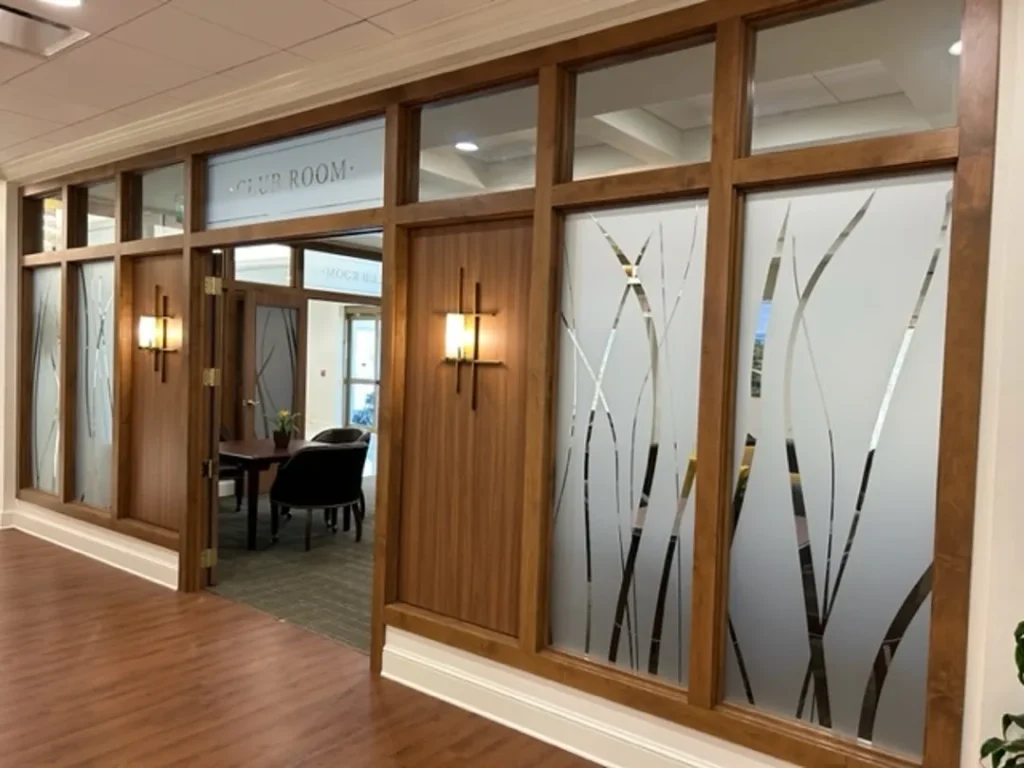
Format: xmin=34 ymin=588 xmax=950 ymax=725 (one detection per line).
xmin=210 ymin=480 xmax=375 ymax=652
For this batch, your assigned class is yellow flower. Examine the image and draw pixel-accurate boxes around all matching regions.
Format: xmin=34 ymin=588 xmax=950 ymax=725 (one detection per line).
xmin=279 ymin=410 xmax=289 ymax=418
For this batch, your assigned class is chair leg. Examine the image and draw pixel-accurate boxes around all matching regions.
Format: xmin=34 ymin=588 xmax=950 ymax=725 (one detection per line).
xmin=354 ymin=503 xmax=363 ymax=543
xmin=234 ymin=476 xmax=243 ymax=512
xmin=343 ymin=507 xmax=351 ymax=532
xmin=271 ymin=503 xmax=280 ymax=542
xmin=305 ymin=510 xmax=312 ymax=552
xmin=359 ymin=489 xmax=366 ymax=519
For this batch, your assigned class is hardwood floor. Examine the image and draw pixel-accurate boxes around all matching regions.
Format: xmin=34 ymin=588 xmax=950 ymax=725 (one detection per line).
xmin=0 ymin=531 xmax=593 ymax=768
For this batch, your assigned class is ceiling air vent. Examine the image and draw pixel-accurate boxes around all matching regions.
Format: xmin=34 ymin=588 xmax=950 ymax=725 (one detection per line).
xmin=0 ymin=3 xmax=89 ymax=58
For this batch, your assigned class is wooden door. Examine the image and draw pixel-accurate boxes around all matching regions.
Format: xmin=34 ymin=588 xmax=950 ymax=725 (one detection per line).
xmin=397 ymin=218 xmax=532 ymax=636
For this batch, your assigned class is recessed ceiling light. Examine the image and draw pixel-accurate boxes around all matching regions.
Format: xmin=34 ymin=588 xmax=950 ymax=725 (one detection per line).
xmin=455 ymin=141 xmax=479 ymax=153
xmin=39 ymin=0 xmax=82 ymax=6
xmin=949 ymin=40 xmax=963 ymax=56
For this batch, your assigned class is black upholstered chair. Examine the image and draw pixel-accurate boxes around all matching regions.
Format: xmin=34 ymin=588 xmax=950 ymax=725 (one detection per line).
xmin=311 ymin=427 xmax=371 ymax=531
xmin=219 ymin=426 xmax=244 ymax=512
xmin=312 ymin=427 xmax=371 ymax=445
xmin=269 ymin=443 xmax=368 ymax=551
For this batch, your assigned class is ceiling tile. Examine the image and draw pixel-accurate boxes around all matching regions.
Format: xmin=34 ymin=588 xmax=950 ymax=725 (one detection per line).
xmin=0 ymin=46 xmax=42 ymax=86
xmin=119 ymin=94 xmax=190 ymax=121
xmin=372 ymin=0 xmax=495 ymax=35
xmin=172 ymin=0 xmax=362 ymax=49
xmin=222 ymin=51 xmax=312 ymax=85
xmin=324 ymin=0 xmax=413 ymax=18
xmin=0 ymin=0 xmax=165 ymax=35
xmin=815 ymin=61 xmax=903 ymax=103
xmin=108 ymin=6 xmax=277 ymax=73
xmin=162 ymin=74 xmax=242 ymax=105
xmin=752 ymin=75 xmax=836 ymax=119
xmin=289 ymin=22 xmax=393 ymax=62
xmin=0 ymin=84 xmax=102 ymax=125
xmin=0 ymin=111 xmax=63 ymax=149
xmin=7 ymin=38 xmax=209 ymax=110
xmin=0 ymin=138 xmax=57 ymax=165
xmin=41 ymin=111 xmax=136 ymax=147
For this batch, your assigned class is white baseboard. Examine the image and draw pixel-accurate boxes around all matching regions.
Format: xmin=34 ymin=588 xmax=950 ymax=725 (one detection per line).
xmin=382 ymin=628 xmax=797 ymax=768
xmin=218 ymin=479 xmax=234 ymax=498
xmin=7 ymin=502 xmax=178 ymax=590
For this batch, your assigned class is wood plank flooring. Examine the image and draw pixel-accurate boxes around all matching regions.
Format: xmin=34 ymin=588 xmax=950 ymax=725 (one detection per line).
xmin=0 ymin=531 xmax=593 ymax=768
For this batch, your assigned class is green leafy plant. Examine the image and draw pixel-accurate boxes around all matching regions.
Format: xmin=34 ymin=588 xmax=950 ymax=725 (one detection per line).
xmin=274 ymin=409 xmax=301 ymax=435
xmin=982 ymin=622 xmax=1024 ymax=766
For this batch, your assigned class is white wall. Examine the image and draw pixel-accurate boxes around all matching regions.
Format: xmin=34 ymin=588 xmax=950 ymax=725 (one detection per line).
xmin=305 ymin=299 xmax=346 ymax=439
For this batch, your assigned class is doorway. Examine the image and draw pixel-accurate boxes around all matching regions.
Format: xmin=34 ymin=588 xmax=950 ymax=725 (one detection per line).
xmin=206 ymin=232 xmax=382 ymax=653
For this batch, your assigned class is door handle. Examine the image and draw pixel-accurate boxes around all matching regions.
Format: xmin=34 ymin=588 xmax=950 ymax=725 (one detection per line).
xmin=243 ymin=399 xmax=260 ymax=408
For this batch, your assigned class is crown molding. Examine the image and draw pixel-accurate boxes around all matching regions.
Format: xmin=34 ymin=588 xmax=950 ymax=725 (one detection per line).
xmin=1 ymin=0 xmax=702 ymax=184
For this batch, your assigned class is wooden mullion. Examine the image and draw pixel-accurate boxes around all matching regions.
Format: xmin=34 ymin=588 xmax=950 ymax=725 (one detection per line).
xmin=292 ymin=246 xmax=304 ymax=289
xmin=59 ymin=185 xmax=71 ymax=251
xmin=552 ymin=163 xmax=710 ymax=210
xmin=65 ymin=186 xmax=88 ymax=250
xmin=688 ymin=16 xmax=753 ymax=710
xmin=180 ymin=154 xmax=208 ymax=592
xmin=58 ymin=262 xmax=76 ymax=503
xmin=519 ymin=64 xmax=574 ymax=652
xmin=188 ymin=208 xmax=384 ymax=249
xmin=20 ymin=196 xmax=43 ymax=257
xmin=923 ymin=0 xmax=1000 ymax=763
xmin=116 ymin=172 xmax=141 ymax=243
xmin=734 ymin=128 xmax=960 ymax=188
xmin=392 ymin=189 xmax=535 ymax=226
xmin=112 ymin=253 xmax=133 ymax=519
xmin=371 ymin=102 xmax=419 ymax=674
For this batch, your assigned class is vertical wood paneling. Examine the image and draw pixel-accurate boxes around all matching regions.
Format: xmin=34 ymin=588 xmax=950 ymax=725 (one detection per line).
xmin=128 ymin=255 xmax=187 ymax=532
xmin=689 ymin=17 xmax=753 ymax=709
xmin=112 ymin=255 xmax=133 ymax=519
xmin=181 ymin=155 xmax=209 ymax=590
xmin=924 ymin=0 xmax=1000 ymax=763
xmin=371 ymin=103 xmax=420 ymax=673
xmin=520 ymin=64 xmax=575 ymax=652
xmin=398 ymin=219 xmax=532 ymax=637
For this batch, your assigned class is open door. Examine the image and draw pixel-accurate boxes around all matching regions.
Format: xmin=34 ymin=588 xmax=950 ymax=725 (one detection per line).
xmin=241 ymin=290 xmax=306 ymax=492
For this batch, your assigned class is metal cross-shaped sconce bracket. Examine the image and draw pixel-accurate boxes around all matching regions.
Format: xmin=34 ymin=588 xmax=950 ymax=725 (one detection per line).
xmin=443 ymin=267 xmax=500 ymax=411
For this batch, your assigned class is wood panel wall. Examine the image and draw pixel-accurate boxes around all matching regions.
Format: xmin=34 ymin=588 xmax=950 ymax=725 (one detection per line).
xmin=127 ymin=254 xmax=187 ymax=532
xmin=398 ymin=219 xmax=533 ymax=636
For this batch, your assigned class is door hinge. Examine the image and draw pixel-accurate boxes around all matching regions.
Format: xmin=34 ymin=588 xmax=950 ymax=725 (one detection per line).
xmin=202 ymin=368 xmax=221 ymax=387
xmin=204 ymin=276 xmax=224 ymax=295
xmin=201 ymin=459 xmax=215 ymax=478
xmin=201 ymin=548 xmax=217 ymax=569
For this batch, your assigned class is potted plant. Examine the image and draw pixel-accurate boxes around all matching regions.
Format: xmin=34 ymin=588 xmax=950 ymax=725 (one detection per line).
xmin=982 ymin=621 xmax=1024 ymax=766
xmin=272 ymin=410 xmax=300 ymax=450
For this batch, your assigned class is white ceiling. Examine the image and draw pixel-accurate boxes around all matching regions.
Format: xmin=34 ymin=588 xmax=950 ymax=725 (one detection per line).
xmin=0 ymin=0 xmax=501 ymax=163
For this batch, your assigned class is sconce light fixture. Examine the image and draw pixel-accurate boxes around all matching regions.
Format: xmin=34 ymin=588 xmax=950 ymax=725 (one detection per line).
xmin=443 ymin=267 xmax=500 ymax=410
xmin=138 ymin=284 xmax=182 ymax=383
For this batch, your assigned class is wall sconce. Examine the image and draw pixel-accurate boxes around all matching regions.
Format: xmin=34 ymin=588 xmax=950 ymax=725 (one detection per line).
xmin=443 ymin=267 xmax=500 ymax=410
xmin=138 ymin=284 xmax=182 ymax=383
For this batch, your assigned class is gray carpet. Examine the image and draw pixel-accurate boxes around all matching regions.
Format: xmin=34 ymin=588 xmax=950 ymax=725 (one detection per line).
xmin=210 ymin=481 xmax=375 ymax=652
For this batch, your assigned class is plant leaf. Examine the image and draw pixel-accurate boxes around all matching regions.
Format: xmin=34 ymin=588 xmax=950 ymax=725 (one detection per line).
xmin=1005 ymin=715 xmax=1024 ymax=738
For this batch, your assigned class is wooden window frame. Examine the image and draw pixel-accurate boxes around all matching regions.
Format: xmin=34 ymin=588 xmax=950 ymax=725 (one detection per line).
xmin=15 ymin=0 xmax=998 ymax=765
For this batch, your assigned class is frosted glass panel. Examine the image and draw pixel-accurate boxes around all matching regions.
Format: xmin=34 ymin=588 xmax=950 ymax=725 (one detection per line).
xmin=550 ymin=199 xmax=707 ymax=684
xmin=304 ymin=251 xmax=382 ymax=297
xmin=74 ymin=261 xmax=115 ymax=508
xmin=726 ymin=172 xmax=952 ymax=758
xmin=254 ymin=306 xmax=298 ymax=439
xmin=235 ymin=244 xmax=292 ymax=286
xmin=29 ymin=267 xmax=62 ymax=494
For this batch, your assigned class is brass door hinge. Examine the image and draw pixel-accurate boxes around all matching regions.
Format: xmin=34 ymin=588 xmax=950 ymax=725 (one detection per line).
xmin=201 ymin=459 xmax=215 ymax=478
xmin=204 ymin=276 xmax=224 ymax=295
xmin=201 ymin=549 xmax=217 ymax=569
xmin=202 ymin=368 xmax=221 ymax=387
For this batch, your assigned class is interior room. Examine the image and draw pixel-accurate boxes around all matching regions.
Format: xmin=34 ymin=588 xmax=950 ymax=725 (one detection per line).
xmin=211 ymin=230 xmax=382 ymax=653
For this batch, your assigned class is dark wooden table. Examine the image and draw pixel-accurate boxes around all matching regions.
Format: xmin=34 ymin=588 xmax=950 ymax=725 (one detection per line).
xmin=219 ymin=439 xmax=321 ymax=550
